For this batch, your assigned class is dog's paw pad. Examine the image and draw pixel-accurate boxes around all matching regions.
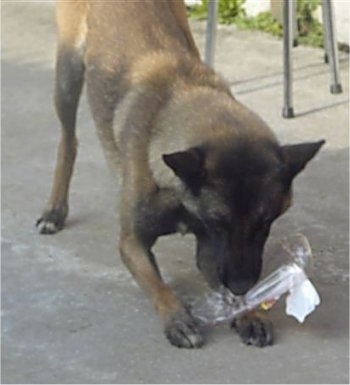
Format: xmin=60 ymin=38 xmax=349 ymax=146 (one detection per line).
xmin=232 ymin=314 xmax=273 ymax=348
xmin=36 ymin=208 xmax=66 ymax=234
xmin=164 ymin=310 xmax=205 ymax=349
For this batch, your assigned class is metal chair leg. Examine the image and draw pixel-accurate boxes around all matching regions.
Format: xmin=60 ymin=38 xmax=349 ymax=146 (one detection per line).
xmin=204 ymin=0 xmax=219 ymax=67
xmin=322 ymin=0 xmax=342 ymax=94
xmin=282 ymin=0 xmax=294 ymax=118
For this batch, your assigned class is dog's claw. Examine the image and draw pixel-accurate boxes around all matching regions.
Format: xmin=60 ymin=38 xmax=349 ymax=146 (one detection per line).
xmin=36 ymin=218 xmax=59 ymax=234
xmin=36 ymin=208 xmax=67 ymax=234
xmin=164 ymin=310 xmax=205 ymax=349
xmin=232 ymin=314 xmax=274 ymax=347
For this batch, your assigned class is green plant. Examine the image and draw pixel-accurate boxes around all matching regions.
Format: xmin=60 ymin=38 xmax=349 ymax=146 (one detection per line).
xmin=189 ymin=0 xmax=325 ymax=48
xmin=188 ymin=0 xmax=208 ymax=20
xmin=235 ymin=11 xmax=282 ymax=38
xmin=189 ymin=0 xmax=245 ymax=23
xmin=296 ymin=0 xmax=324 ymax=48
xmin=218 ymin=0 xmax=245 ymax=24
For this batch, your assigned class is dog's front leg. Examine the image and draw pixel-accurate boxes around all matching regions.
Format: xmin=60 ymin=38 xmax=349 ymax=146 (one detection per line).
xmin=120 ymin=231 xmax=204 ymax=348
xmin=232 ymin=310 xmax=274 ymax=347
xmin=119 ymin=230 xmax=204 ymax=348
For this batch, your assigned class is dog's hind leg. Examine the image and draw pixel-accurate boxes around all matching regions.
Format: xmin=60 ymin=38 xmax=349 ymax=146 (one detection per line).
xmin=37 ymin=0 xmax=87 ymax=234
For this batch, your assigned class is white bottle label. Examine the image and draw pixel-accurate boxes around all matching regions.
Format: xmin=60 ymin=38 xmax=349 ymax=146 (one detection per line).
xmin=285 ymin=279 xmax=321 ymax=323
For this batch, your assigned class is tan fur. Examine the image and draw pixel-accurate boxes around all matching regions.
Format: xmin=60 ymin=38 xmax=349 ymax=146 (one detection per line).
xmin=38 ymin=0 xmax=298 ymax=348
xmin=56 ymin=0 xmax=88 ymax=49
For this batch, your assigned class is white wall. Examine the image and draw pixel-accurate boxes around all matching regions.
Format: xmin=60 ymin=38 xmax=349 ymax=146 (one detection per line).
xmin=244 ymin=0 xmax=270 ymax=17
xmin=329 ymin=1 xmax=349 ymax=45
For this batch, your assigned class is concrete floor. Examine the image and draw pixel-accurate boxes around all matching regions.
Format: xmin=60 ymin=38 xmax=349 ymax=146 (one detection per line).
xmin=1 ymin=2 xmax=349 ymax=384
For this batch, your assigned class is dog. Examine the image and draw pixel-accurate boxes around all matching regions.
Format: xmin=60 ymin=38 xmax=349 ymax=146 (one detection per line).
xmin=37 ymin=0 xmax=324 ymax=348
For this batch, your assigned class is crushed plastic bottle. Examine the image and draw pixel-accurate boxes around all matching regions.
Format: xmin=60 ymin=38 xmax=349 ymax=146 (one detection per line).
xmin=192 ymin=234 xmax=321 ymax=325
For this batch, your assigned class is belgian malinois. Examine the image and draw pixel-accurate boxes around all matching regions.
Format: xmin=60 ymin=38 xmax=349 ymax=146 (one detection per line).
xmin=37 ymin=0 xmax=324 ymax=348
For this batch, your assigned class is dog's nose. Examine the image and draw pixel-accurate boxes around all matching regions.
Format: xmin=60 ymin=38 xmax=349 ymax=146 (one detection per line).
xmin=225 ymin=277 xmax=256 ymax=295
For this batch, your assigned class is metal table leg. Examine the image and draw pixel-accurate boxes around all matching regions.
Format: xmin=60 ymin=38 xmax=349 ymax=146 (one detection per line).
xmin=204 ymin=0 xmax=219 ymax=67
xmin=282 ymin=0 xmax=294 ymax=118
xmin=322 ymin=0 xmax=342 ymax=94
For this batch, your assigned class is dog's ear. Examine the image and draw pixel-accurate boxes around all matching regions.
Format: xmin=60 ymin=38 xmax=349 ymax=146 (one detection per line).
xmin=281 ymin=140 xmax=325 ymax=181
xmin=162 ymin=147 xmax=206 ymax=194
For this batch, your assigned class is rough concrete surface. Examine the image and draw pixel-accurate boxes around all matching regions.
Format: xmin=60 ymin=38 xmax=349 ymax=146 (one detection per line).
xmin=1 ymin=2 xmax=349 ymax=384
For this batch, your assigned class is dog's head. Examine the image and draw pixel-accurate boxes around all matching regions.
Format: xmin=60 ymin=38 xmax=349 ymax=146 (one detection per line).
xmin=163 ymin=137 xmax=324 ymax=294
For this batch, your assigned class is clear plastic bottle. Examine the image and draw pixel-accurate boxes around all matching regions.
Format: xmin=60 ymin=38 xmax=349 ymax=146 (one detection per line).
xmin=192 ymin=234 xmax=317 ymax=325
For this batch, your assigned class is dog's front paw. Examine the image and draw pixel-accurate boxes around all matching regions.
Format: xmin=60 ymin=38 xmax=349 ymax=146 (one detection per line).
xmin=164 ymin=309 xmax=205 ymax=349
xmin=232 ymin=312 xmax=273 ymax=347
xmin=36 ymin=206 xmax=67 ymax=234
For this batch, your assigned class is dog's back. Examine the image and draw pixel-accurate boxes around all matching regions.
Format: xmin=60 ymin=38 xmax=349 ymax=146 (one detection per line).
xmin=85 ymin=0 xmax=199 ymax=62
xmin=57 ymin=0 xmax=199 ymax=67
xmin=55 ymin=0 xmax=206 ymax=172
